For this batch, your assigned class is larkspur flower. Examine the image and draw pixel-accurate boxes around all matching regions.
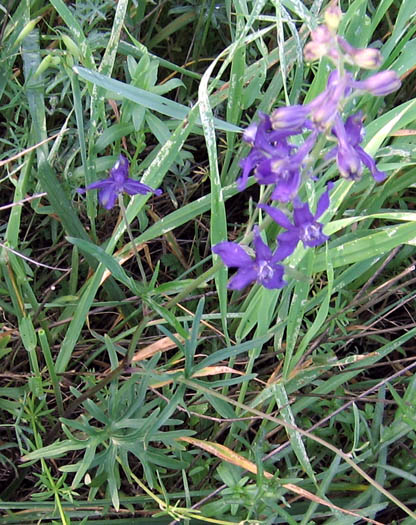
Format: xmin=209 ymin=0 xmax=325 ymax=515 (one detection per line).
xmin=78 ymin=154 xmax=162 ymax=209
xmin=327 ymin=114 xmax=386 ymax=182
xmin=259 ymin=185 xmax=331 ymax=260
xmin=212 ymin=227 xmax=286 ymax=290
xmin=237 ymin=113 xmax=298 ymax=192
xmin=255 ymin=131 xmax=318 ymax=202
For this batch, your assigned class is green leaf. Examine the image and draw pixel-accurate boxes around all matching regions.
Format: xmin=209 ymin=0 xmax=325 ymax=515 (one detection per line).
xmin=273 ymin=383 xmax=316 ymax=483
xmin=22 ymin=440 xmax=86 ymax=461
xmin=73 ymin=66 xmax=241 ymax=133
xmin=314 ymin=222 xmax=416 ymax=272
xmin=19 ymin=316 xmax=37 ymax=352
xmin=66 ymin=236 xmax=135 ymax=289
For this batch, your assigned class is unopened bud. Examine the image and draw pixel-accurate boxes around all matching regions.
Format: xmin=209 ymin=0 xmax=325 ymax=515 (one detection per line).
xmin=12 ymin=17 xmax=42 ymax=49
xmin=338 ymin=38 xmax=382 ymax=69
xmin=271 ymin=105 xmax=309 ymax=130
xmin=304 ymin=41 xmax=329 ymax=62
xmin=62 ymin=34 xmax=81 ymax=61
xmin=352 ymin=48 xmax=383 ymax=69
xmin=324 ymin=2 xmax=342 ymax=31
xmin=34 ymin=54 xmax=61 ymax=78
xmin=354 ymin=70 xmax=401 ymax=96
xmin=311 ymin=25 xmax=332 ymax=44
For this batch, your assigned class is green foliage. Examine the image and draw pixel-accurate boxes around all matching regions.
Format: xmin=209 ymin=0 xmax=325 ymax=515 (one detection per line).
xmin=0 ymin=0 xmax=415 ymax=523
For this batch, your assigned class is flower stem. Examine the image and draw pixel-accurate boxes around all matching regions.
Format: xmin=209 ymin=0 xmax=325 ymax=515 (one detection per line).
xmin=118 ymin=194 xmax=147 ymax=284
xmin=165 ymin=259 xmax=223 ymax=309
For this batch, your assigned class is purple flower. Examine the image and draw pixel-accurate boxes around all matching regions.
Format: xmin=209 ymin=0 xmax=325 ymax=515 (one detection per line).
xmin=255 ymin=131 xmax=317 ymax=202
xmin=259 ymin=185 xmax=331 ymax=260
xmin=212 ymin=228 xmax=286 ymax=290
xmin=236 ymin=113 xmax=299 ymax=191
xmin=327 ymin=114 xmax=386 ymax=182
xmin=78 ymin=154 xmax=162 ymax=209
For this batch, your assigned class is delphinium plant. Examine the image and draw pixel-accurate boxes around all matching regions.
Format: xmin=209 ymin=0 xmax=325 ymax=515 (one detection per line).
xmin=2 ymin=0 xmax=416 ymax=524
xmin=212 ymin=3 xmax=401 ymax=291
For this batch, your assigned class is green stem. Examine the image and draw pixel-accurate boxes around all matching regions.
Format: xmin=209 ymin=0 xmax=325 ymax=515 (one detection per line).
xmin=165 ymin=259 xmax=222 ymax=309
xmin=118 ymin=194 xmax=147 ymax=284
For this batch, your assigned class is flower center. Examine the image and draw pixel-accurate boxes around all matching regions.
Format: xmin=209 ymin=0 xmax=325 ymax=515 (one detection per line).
xmin=257 ymin=261 xmax=274 ymax=282
xmin=302 ymin=223 xmax=321 ymax=243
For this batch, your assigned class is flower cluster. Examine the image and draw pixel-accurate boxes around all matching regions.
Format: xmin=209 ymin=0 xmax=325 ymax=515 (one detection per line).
xmin=213 ymin=2 xmax=401 ymax=290
xmin=78 ymin=154 xmax=162 ymax=210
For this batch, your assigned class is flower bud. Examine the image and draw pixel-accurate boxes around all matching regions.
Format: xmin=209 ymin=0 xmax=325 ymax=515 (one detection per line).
xmin=304 ymin=41 xmax=329 ymax=62
xmin=324 ymin=2 xmax=342 ymax=31
xmin=12 ymin=17 xmax=41 ymax=50
xmin=352 ymin=48 xmax=383 ymax=69
xmin=353 ymin=70 xmax=401 ymax=96
xmin=270 ymin=105 xmax=309 ymax=130
xmin=338 ymin=38 xmax=383 ymax=69
xmin=62 ymin=34 xmax=81 ymax=61
xmin=311 ymin=25 xmax=333 ymax=44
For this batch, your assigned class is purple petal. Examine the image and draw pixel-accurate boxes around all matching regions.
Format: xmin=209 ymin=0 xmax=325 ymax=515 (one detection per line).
xmin=212 ymin=242 xmax=252 ymax=268
xmin=308 ymin=72 xmax=350 ymax=129
xmin=331 ymin=115 xmax=348 ymax=145
xmin=99 ymin=185 xmax=118 ymax=209
xmin=271 ymin=169 xmax=301 ymax=202
xmin=242 ymin=122 xmax=258 ymax=144
xmin=255 ymin=158 xmax=280 ymax=185
xmin=274 ymin=230 xmax=299 ymax=260
xmin=83 ymin=179 xmax=114 ymax=191
xmin=356 ymin=147 xmax=387 ymax=182
xmin=293 ymin=202 xmax=314 ymax=227
xmin=253 ymin=227 xmax=272 ymax=262
xmin=123 ymin=180 xmax=161 ymax=196
xmin=228 ymin=268 xmax=257 ymax=290
xmin=258 ymin=204 xmax=293 ymax=230
xmin=344 ymin=113 xmax=364 ymax=147
xmin=237 ymin=152 xmax=259 ymax=191
xmin=301 ymin=224 xmax=328 ymax=248
xmin=294 ymin=131 xmax=317 ymax=161
xmin=325 ymin=147 xmax=337 ymax=161
xmin=260 ymin=263 xmax=286 ymax=289
xmin=315 ymin=186 xmax=331 ymax=219
xmin=110 ymin=154 xmax=129 ymax=183
xmin=337 ymin=146 xmax=362 ymax=179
